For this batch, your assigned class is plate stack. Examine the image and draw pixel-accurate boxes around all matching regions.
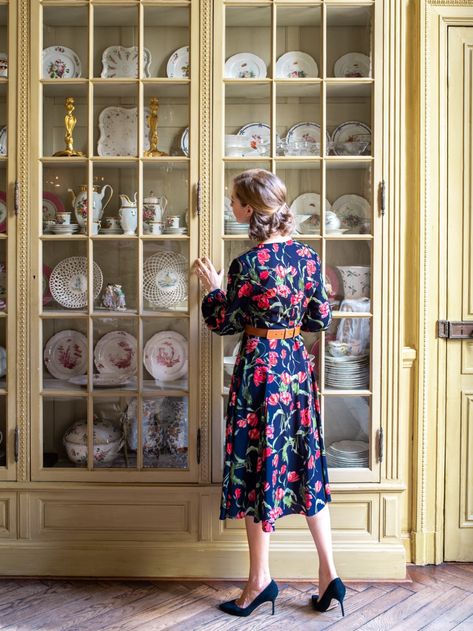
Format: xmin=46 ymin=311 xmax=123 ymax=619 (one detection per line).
xmin=163 ymin=226 xmax=188 ymax=235
xmin=326 ymin=440 xmax=369 ymax=468
xmin=50 ymin=224 xmax=80 ymax=235
xmin=225 ymin=219 xmax=248 ymax=235
xmin=325 ymin=353 xmax=369 ymax=389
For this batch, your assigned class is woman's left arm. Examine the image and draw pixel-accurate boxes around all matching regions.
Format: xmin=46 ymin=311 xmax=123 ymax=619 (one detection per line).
xmin=200 ymin=257 xmax=250 ymax=336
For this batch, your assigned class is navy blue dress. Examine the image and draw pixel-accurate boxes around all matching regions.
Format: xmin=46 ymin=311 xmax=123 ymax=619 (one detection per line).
xmin=202 ymin=239 xmax=333 ymax=531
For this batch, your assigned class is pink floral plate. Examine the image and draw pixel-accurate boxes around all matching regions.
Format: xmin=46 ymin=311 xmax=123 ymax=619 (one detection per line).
xmin=94 ymin=330 xmax=137 ymax=377
xmin=325 ymin=265 xmax=342 ymax=301
xmin=143 ymin=330 xmax=188 ymax=381
xmin=43 ymin=191 xmax=65 ymax=222
xmin=44 ymin=330 xmax=88 ymax=380
xmin=0 ymin=191 xmax=6 ymax=233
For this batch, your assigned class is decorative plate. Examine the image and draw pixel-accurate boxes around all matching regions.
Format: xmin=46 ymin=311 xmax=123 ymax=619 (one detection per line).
xmin=290 ymin=192 xmax=332 ymax=233
xmin=334 ymin=52 xmax=371 ymax=78
xmin=286 ymin=121 xmax=330 ymax=146
xmin=94 ymin=330 xmax=137 ymax=377
xmin=43 ymin=330 xmax=87 ymax=380
xmin=331 ymin=194 xmax=371 ymax=233
xmin=43 ymin=263 xmax=53 ymax=305
xmin=224 ymin=52 xmax=267 ymax=79
xmin=0 ymin=191 xmax=6 ymax=233
xmin=324 ymin=265 xmax=342 ymax=301
xmin=143 ymin=330 xmax=188 ymax=381
xmin=101 ymin=45 xmax=152 ymax=78
xmin=0 ymin=126 xmax=6 ymax=156
xmin=238 ymin=122 xmax=279 ymax=153
xmin=68 ymin=374 xmax=131 ymax=388
xmin=331 ymin=121 xmax=371 ymax=155
xmin=42 ymin=45 xmax=82 ymax=79
xmin=0 ymin=52 xmax=8 ymax=77
xmin=276 ymin=51 xmax=318 ymax=78
xmin=180 ymin=127 xmax=189 ymax=156
xmin=49 ymin=256 xmax=103 ymax=309
xmin=42 ymin=191 xmax=65 ymax=222
xmin=0 ymin=346 xmax=6 ymax=378
xmin=97 ymin=106 xmax=150 ymax=157
xmin=142 ymin=250 xmax=188 ymax=309
xmin=166 ymin=46 xmax=190 ymax=78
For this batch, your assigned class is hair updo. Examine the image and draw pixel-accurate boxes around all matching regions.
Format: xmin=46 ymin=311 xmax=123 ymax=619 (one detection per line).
xmin=232 ymin=169 xmax=295 ymax=242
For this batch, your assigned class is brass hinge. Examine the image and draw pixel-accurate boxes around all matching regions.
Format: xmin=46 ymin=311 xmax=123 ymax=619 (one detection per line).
xmin=14 ymin=427 xmax=19 ymax=463
xmin=438 ymin=320 xmax=473 ymax=339
xmin=14 ymin=180 xmax=20 ymax=216
xmin=378 ymin=427 xmax=383 ymax=463
xmin=379 ymin=180 xmax=385 ymax=216
xmin=197 ymin=428 xmax=201 ymax=464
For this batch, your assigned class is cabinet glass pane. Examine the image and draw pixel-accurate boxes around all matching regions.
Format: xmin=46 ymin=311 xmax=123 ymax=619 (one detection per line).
xmin=93 ymin=84 xmax=138 ymax=158
xmin=93 ymin=164 xmax=137 ymax=235
xmin=276 ymin=5 xmax=321 ymax=77
xmin=326 ymin=240 xmax=371 ymax=304
xmin=143 ymin=84 xmax=189 ymax=157
xmin=275 ymin=162 xmax=322 ymax=236
xmin=42 ymin=319 xmax=88 ymax=392
xmin=42 ymin=396 xmax=88 ymax=468
xmin=94 ymin=242 xmax=138 ymax=311
xmin=276 ymin=83 xmax=323 ymax=156
xmin=93 ymin=318 xmax=138 ymax=391
xmin=326 ymin=83 xmax=372 ymax=158
xmin=142 ymin=241 xmax=189 ymax=314
xmin=43 ymin=241 xmax=89 ymax=313
xmin=326 ymin=5 xmax=373 ymax=79
xmin=225 ymin=6 xmax=271 ymax=78
xmin=0 ymin=395 xmax=5 ymax=467
xmin=92 ymin=397 xmax=130 ymax=469
xmin=224 ymin=161 xmax=270 ymax=234
xmin=225 ymin=84 xmax=270 ymax=158
xmin=324 ymin=395 xmax=370 ymax=469
xmin=141 ymin=396 xmax=189 ymax=469
xmin=42 ymin=6 xmax=88 ymax=79
xmin=326 ymin=161 xmax=372 ymax=235
xmin=93 ymin=6 xmax=138 ymax=79
xmin=42 ymin=164 xmax=87 ymax=235
xmin=43 ymin=84 xmax=88 ymax=157
xmin=142 ymin=318 xmax=189 ymax=392
xmin=0 ymin=239 xmax=6 ymax=313
xmin=143 ymin=163 xmax=190 ymax=234
xmin=325 ymin=317 xmax=370 ymax=392
xmin=144 ymin=6 xmax=189 ymax=78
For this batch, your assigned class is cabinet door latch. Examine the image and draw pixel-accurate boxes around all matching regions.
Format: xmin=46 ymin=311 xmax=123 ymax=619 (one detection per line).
xmin=196 ymin=179 xmax=201 ymax=216
xmin=14 ymin=180 xmax=20 ymax=216
xmin=197 ymin=428 xmax=201 ymax=464
xmin=438 ymin=320 xmax=473 ymax=339
xmin=379 ymin=180 xmax=385 ymax=216
xmin=14 ymin=427 xmax=19 ymax=463
xmin=377 ymin=427 xmax=383 ymax=463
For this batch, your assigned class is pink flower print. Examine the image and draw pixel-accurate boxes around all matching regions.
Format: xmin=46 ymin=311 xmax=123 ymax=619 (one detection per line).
xmin=58 ymin=342 xmax=82 ymax=370
xmin=275 ymin=487 xmax=284 ymax=500
xmin=260 ymin=270 xmax=270 ymax=281
xmin=287 ymin=471 xmax=300 ymax=483
xmin=112 ymin=341 xmax=133 ymax=370
xmin=280 ymin=391 xmax=291 ymax=406
xmin=257 ymin=249 xmax=271 ymax=265
xmin=248 ymin=489 xmax=256 ymax=502
xmin=325 ymin=483 xmax=331 ymax=495
xmin=315 ymin=480 xmax=322 ymax=492
xmin=268 ymin=393 xmax=280 ymax=406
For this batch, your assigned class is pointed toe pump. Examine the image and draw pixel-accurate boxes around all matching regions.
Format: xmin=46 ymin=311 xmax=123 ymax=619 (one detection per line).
xmin=311 ymin=577 xmax=346 ymax=616
xmin=218 ymin=579 xmax=279 ymax=617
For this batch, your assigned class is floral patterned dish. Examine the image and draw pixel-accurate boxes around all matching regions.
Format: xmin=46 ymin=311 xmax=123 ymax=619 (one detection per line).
xmin=333 ymin=52 xmax=371 ymax=78
xmin=42 ymin=191 xmax=65 ymax=222
xmin=101 ymin=45 xmax=151 ymax=78
xmin=166 ymin=46 xmax=189 ymax=78
xmin=143 ymin=330 xmax=188 ymax=381
xmin=42 ymin=45 xmax=82 ymax=79
xmin=94 ymin=330 xmax=137 ymax=377
xmin=276 ymin=51 xmax=318 ymax=78
xmin=331 ymin=121 xmax=371 ymax=156
xmin=97 ymin=106 xmax=150 ymax=156
xmin=331 ymin=194 xmax=371 ymax=233
xmin=224 ymin=52 xmax=267 ymax=79
xmin=43 ymin=330 xmax=88 ymax=380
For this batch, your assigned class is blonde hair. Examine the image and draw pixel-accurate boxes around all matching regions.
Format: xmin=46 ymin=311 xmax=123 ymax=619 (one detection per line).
xmin=232 ymin=169 xmax=295 ymax=241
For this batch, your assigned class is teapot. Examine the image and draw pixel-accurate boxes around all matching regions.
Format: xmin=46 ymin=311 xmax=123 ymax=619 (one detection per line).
xmin=69 ymin=184 xmax=113 ymax=230
xmin=119 ymin=193 xmax=138 ymax=235
xmin=143 ymin=191 xmax=167 ymax=223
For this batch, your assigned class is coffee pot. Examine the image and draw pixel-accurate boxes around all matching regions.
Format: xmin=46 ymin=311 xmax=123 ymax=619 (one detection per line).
xmin=69 ymin=184 xmax=113 ymax=230
xmin=143 ymin=191 xmax=168 ymax=223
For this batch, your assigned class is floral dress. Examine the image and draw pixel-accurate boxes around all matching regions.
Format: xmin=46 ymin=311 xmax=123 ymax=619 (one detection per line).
xmin=201 ymin=239 xmax=333 ymax=532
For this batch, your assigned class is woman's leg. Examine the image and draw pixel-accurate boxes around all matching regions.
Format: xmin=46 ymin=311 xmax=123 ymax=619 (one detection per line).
xmin=306 ymin=504 xmax=338 ymax=596
xmin=235 ymin=517 xmax=272 ymax=607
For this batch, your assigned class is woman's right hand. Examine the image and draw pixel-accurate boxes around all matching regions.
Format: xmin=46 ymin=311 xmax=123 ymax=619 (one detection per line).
xmin=194 ymin=256 xmax=224 ymax=293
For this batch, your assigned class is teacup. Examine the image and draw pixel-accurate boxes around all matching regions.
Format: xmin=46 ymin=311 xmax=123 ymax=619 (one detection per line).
xmin=328 ymin=341 xmax=349 ymax=357
xmin=102 ymin=216 xmax=121 ymax=231
xmin=148 ymin=221 xmax=164 ymax=235
xmin=166 ymin=216 xmax=180 ymax=229
xmin=56 ymin=212 xmax=71 ymax=225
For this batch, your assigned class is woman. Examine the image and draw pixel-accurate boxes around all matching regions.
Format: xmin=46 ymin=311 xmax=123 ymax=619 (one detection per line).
xmin=194 ymin=169 xmax=346 ymax=618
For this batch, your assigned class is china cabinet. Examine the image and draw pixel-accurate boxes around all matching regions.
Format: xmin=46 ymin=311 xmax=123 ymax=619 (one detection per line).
xmin=0 ymin=0 xmax=412 ymax=580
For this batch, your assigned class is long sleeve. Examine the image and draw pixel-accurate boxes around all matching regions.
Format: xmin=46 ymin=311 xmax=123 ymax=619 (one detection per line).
xmin=300 ymin=255 xmax=332 ymax=332
xmin=201 ymin=257 xmax=250 ymax=336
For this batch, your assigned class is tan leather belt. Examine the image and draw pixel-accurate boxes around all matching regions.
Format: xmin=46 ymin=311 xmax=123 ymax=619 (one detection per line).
xmin=245 ymin=324 xmax=301 ymax=340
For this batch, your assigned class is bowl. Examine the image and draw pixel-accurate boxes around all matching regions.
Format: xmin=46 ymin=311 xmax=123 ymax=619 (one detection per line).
xmin=63 ymin=436 xmax=124 ymax=466
xmin=62 ymin=418 xmax=124 ymax=465
xmin=328 ymin=341 xmax=350 ymax=357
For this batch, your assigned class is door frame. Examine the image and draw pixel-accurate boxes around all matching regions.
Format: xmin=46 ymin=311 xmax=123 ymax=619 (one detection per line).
xmin=414 ymin=0 xmax=473 ymax=565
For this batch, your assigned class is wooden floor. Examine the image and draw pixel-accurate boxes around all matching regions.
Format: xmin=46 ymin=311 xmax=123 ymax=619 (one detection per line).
xmin=0 ymin=564 xmax=472 ymax=630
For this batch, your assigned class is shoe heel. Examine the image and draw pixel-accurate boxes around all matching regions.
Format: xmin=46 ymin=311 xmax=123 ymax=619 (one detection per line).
xmin=339 ymin=599 xmax=345 ymax=617
xmin=272 ymin=599 xmax=276 ymax=615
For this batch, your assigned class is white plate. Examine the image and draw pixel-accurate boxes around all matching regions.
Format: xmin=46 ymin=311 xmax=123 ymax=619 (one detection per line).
xmin=180 ymin=127 xmax=189 ymax=156
xmin=290 ymin=193 xmax=332 ymax=233
xmin=238 ymin=122 xmax=278 ymax=154
xmin=333 ymin=52 xmax=371 ymax=78
xmin=166 ymin=46 xmax=190 ymax=78
xmin=224 ymin=53 xmax=267 ymax=79
xmin=142 ymin=250 xmax=188 ymax=308
xmin=286 ymin=121 xmax=330 ymax=146
xmin=276 ymin=51 xmax=318 ymax=78
xmin=143 ymin=330 xmax=188 ymax=381
xmin=331 ymin=121 xmax=371 ymax=155
xmin=97 ymin=106 xmax=150 ymax=157
xmin=42 ymin=45 xmax=82 ymax=79
xmin=101 ymin=46 xmax=151 ymax=78
xmin=49 ymin=257 xmax=103 ymax=309
xmin=331 ymin=194 xmax=371 ymax=233
xmin=0 ymin=126 xmax=6 ymax=156
xmin=68 ymin=374 xmax=131 ymax=388
xmin=44 ymin=330 xmax=87 ymax=380
xmin=94 ymin=331 xmax=137 ymax=377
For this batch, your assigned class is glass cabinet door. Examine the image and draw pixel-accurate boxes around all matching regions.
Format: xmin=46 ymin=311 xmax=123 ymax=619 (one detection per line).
xmin=212 ymin=0 xmax=381 ymax=483
xmin=0 ymin=0 xmax=15 ymax=480
xmin=32 ymin=0 xmax=199 ymax=481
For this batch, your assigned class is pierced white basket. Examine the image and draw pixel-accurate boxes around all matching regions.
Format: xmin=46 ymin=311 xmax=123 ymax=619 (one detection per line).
xmin=142 ymin=250 xmax=188 ymax=309
xmin=49 ymin=256 xmax=103 ymax=309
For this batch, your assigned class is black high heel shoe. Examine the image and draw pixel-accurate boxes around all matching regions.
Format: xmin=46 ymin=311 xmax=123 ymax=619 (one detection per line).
xmin=218 ymin=579 xmax=279 ymax=617
xmin=311 ymin=577 xmax=346 ymax=616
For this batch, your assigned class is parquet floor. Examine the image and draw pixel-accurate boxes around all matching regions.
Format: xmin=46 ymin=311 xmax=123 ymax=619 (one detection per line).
xmin=0 ymin=564 xmax=472 ymax=630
